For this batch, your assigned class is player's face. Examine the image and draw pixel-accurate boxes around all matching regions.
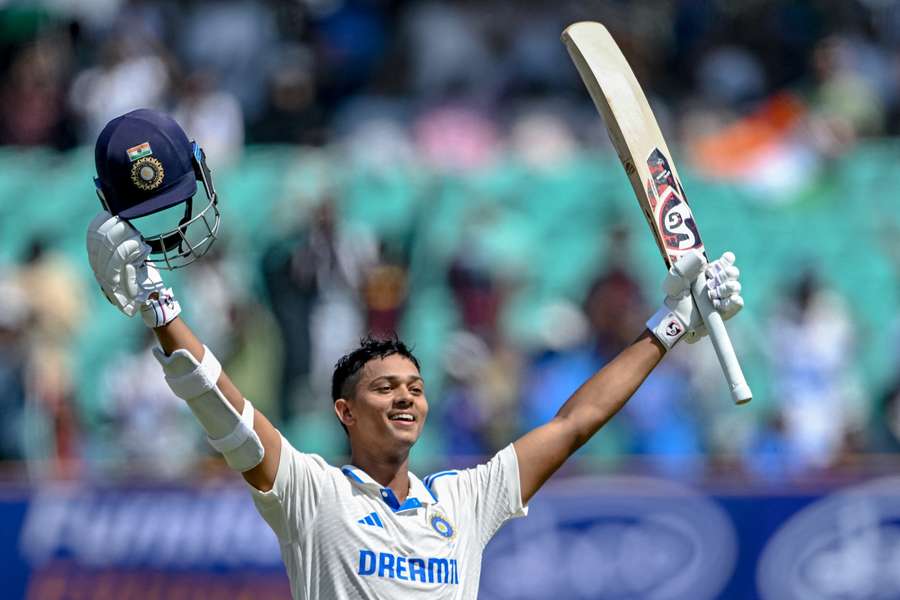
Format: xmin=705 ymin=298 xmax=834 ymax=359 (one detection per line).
xmin=345 ymin=354 xmax=428 ymax=452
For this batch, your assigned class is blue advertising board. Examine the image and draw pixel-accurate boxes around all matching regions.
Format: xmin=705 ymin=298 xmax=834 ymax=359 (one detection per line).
xmin=2 ymin=475 xmax=898 ymax=599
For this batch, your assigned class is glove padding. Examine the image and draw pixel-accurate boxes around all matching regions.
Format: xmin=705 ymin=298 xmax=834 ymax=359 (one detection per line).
xmin=647 ymin=251 xmax=743 ymax=349
xmin=86 ymin=211 xmax=174 ymax=324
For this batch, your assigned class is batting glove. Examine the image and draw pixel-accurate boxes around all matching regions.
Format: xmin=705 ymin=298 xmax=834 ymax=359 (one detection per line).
xmin=86 ymin=211 xmax=181 ymax=327
xmin=140 ymin=287 xmax=182 ymax=328
xmin=647 ymin=251 xmax=743 ymax=350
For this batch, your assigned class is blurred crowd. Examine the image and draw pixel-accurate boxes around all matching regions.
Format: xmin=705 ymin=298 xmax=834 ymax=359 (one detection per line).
xmin=2 ymin=0 xmax=900 ymax=482
xmin=5 ymin=0 xmax=900 ymax=153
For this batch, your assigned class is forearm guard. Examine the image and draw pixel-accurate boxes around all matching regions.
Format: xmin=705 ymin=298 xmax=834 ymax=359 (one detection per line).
xmin=153 ymin=345 xmax=264 ymax=471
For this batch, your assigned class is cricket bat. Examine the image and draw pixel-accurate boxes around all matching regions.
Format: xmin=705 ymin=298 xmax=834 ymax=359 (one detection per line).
xmin=562 ymin=21 xmax=752 ymax=404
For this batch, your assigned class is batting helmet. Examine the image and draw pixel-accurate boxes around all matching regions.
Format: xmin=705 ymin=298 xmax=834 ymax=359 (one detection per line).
xmin=93 ymin=108 xmax=220 ymax=270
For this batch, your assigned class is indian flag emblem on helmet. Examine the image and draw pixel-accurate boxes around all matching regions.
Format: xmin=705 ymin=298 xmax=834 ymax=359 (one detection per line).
xmin=430 ymin=513 xmax=455 ymax=539
xmin=126 ymin=142 xmax=153 ymax=162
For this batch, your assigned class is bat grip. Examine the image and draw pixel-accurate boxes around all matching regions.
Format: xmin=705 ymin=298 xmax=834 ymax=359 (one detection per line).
xmin=691 ymin=272 xmax=752 ymax=405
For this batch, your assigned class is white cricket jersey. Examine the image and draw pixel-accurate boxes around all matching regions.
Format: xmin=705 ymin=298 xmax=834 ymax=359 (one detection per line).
xmin=248 ymin=436 xmax=528 ymax=599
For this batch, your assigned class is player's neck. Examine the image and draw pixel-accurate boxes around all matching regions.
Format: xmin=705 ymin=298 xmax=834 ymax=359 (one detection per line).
xmin=349 ymin=448 xmax=411 ymax=502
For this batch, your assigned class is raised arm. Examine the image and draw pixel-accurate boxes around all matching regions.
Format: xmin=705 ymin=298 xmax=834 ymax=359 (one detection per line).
xmin=153 ymin=317 xmax=282 ymax=491
xmin=514 ymin=252 xmax=743 ymax=504
xmin=514 ymin=331 xmax=662 ymax=503
xmin=87 ymin=211 xmax=281 ymax=491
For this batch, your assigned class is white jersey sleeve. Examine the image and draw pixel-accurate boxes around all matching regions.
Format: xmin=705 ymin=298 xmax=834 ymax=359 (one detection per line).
xmin=428 ymin=443 xmax=528 ymax=548
xmin=246 ymin=435 xmax=328 ymax=543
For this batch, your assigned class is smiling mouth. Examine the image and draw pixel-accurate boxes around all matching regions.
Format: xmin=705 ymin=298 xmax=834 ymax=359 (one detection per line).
xmin=388 ymin=414 xmax=416 ymax=423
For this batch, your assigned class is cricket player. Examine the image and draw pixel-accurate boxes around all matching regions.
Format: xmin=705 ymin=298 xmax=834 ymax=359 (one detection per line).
xmin=86 ymin=109 xmax=743 ymax=599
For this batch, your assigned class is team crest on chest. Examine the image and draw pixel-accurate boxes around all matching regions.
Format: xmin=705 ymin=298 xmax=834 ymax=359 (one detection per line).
xmin=430 ymin=513 xmax=455 ymax=539
xmin=130 ymin=156 xmax=165 ymax=191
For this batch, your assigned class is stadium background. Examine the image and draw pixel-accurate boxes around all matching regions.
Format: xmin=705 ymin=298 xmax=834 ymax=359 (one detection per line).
xmin=2 ymin=0 xmax=900 ymax=598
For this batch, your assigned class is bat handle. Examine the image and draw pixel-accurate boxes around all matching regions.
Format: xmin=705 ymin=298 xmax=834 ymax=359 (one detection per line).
xmin=691 ymin=272 xmax=752 ymax=405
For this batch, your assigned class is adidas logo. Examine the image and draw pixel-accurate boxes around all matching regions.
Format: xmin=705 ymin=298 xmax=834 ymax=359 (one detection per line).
xmin=357 ymin=512 xmax=384 ymax=528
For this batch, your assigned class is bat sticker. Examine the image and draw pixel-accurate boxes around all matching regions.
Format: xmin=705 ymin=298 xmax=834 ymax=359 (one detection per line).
xmin=646 ymin=180 xmax=658 ymax=210
xmin=647 ymin=149 xmax=703 ymax=254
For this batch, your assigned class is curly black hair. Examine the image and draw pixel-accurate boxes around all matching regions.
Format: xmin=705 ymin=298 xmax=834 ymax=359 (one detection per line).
xmin=331 ymin=334 xmax=421 ymax=404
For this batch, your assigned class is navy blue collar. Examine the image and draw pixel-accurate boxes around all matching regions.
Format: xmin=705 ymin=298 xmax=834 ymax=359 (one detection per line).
xmin=341 ymin=465 xmax=438 ymax=511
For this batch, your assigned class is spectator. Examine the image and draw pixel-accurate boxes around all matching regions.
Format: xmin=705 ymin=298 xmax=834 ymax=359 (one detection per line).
xmin=177 ymin=0 xmax=277 ymax=122
xmin=808 ymin=35 xmax=887 ymax=153
xmin=766 ymin=271 xmax=866 ymax=471
xmin=0 ymin=36 xmax=76 ymax=148
xmin=180 ymin=241 xmax=246 ymax=358
xmin=0 ymin=274 xmax=30 ymax=462
xmin=68 ymin=34 xmax=170 ymax=139
xmin=98 ymin=330 xmax=205 ymax=478
xmin=16 ymin=239 xmax=84 ymax=476
xmin=173 ymin=71 xmax=244 ymax=167
xmin=251 ymin=44 xmax=324 ymax=145
xmin=261 ymin=200 xmax=377 ymax=423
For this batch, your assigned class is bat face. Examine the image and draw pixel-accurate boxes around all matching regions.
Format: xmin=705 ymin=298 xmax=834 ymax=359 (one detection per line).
xmin=563 ymin=20 xmax=752 ymax=405
xmin=561 ymin=21 xmax=707 ymax=268
xmin=646 ymin=149 xmax=704 ymax=262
